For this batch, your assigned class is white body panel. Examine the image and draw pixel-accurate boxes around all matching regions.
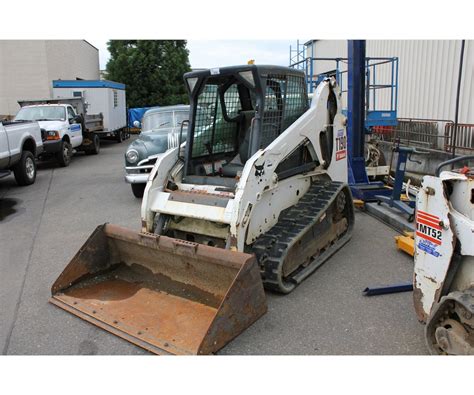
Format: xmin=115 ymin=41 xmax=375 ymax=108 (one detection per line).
xmin=141 ymin=147 xmax=182 ymax=230
xmin=150 ymin=191 xmax=234 ymax=224
xmin=53 ymin=87 xmax=126 ymax=132
xmin=414 ymin=171 xmax=474 ymax=321
xmin=0 ymin=121 xmax=43 ymax=168
xmin=142 ymin=79 xmax=348 ymax=251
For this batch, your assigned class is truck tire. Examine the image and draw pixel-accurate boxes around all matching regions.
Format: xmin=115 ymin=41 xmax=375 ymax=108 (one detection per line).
xmin=86 ymin=134 xmax=100 ymax=155
xmin=13 ymin=150 xmax=36 ymax=186
xmin=57 ymin=140 xmax=72 ymax=167
xmin=116 ymin=129 xmax=123 ymax=143
xmin=131 ymin=183 xmax=145 ymax=198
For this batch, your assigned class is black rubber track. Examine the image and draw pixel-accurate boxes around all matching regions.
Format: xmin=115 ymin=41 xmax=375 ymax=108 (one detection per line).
xmin=252 ymin=181 xmax=354 ymax=293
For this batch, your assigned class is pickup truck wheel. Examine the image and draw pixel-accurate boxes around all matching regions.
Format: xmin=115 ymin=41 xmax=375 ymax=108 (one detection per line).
xmin=13 ymin=151 xmax=36 ymax=186
xmin=57 ymin=140 xmax=72 ymax=167
xmin=86 ymin=134 xmax=100 ymax=155
xmin=131 ymin=183 xmax=145 ymax=198
xmin=116 ymin=129 xmax=123 ymax=143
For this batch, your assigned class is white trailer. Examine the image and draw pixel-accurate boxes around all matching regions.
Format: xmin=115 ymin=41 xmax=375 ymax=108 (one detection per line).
xmin=52 ymin=80 xmax=128 ymax=142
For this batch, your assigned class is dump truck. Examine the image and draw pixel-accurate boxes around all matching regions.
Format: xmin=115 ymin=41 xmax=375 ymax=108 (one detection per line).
xmin=16 ymin=99 xmax=102 ymax=166
xmin=413 ymin=155 xmax=474 ymax=355
xmin=50 ymin=65 xmax=354 ymax=354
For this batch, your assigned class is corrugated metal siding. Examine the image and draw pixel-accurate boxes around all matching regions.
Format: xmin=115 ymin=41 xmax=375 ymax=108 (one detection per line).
xmin=309 ymin=40 xmax=474 ymax=123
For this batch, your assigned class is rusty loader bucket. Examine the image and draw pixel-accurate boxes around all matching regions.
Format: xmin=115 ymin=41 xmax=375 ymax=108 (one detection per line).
xmin=49 ymin=224 xmax=267 ymax=355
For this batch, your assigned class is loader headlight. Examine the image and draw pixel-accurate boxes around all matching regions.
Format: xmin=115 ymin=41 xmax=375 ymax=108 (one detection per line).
xmin=126 ymin=149 xmax=139 ymax=163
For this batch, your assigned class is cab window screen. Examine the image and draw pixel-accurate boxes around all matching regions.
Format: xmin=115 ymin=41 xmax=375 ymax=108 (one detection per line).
xmin=260 ymin=74 xmax=308 ymax=149
xmin=192 ymin=83 xmax=239 ymax=158
xmin=224 ymin=84 xmax=242 ymax=118
xmin=283 ymin=75 xmax=309 ymax=129
xmin=261 ymin=76 xmax=285 ymax=148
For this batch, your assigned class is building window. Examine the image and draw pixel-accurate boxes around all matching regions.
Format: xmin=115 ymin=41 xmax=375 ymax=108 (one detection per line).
xmin=113 ymin=90 xmax=118 ymax=108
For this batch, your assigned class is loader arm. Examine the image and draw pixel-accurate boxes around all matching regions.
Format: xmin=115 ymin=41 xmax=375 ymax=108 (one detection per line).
xmin=230 ymin=80 xmax=348 ymax=250
xmin=141 ymin=146 xmax=180 ymax=231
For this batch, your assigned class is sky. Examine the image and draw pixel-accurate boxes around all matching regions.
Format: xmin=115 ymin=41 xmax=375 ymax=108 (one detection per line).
xmin=90 ymin=40 xmax=298 ymax=70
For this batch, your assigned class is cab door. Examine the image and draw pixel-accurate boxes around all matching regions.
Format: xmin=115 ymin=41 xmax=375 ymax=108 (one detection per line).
xmin=67 ymin=106 xmax=83 ymax=147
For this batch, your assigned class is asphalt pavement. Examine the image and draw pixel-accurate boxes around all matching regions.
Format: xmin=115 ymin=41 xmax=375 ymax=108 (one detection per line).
xmin=0 ymin=136 xmax=427 ymax=355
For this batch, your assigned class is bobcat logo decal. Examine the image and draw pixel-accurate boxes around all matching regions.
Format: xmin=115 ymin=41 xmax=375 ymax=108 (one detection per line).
xmin=254 ymin=162 xmax=265 ymax=177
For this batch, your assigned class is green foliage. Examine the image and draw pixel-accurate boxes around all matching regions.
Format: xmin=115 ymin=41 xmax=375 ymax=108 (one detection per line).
xmin=106 ymin=40 xmax=191 ymax=108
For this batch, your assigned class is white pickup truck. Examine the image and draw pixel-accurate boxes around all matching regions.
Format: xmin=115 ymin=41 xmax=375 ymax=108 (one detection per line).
xmin=0 ymin=120 xmax=43 ymax=185
xmin=14 ymin=102 xmax=100 ymax=167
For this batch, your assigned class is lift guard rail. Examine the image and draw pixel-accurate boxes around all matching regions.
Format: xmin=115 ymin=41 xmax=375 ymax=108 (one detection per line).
xmin=374 ymin=119 xmax=474 ymax=154
xmin=445 ymin=123 xmax=474 ymax=152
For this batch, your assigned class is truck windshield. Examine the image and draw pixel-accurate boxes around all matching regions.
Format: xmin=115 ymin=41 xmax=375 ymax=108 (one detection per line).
xmin=15 ymin=106 xmax=66 ymax=121
xmin=142 ymin=112 xmax=175 ymax=131
xmin=175 ymin=111 xmax=189 ymax=127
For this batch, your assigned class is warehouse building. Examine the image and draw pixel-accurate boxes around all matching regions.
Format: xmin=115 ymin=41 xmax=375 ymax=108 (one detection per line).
xmin=298 ymin=40 xmax=473 ymax=123
xmin=290 ymin=40 xmax=473 ymax=155
xmin=0 ymin=40 xmax=100 ymax=117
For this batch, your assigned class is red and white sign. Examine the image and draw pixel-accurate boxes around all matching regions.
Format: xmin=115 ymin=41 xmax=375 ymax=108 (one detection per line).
xmin=416 ymin=210 xmax=442 ymax=245
xmin=335 ymin=130 xmax=347 ymax=161
xmin=336 ymin=150 xmax=346 ymax=161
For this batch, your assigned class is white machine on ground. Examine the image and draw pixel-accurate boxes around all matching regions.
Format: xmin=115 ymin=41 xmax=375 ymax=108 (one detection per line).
xmin=50 ymin=65 xmax=354 ymax=355
xmin=414 ymin=155 xmax=474 ymax=355
xmin=141 ymin=65 xmax=353 ymax=293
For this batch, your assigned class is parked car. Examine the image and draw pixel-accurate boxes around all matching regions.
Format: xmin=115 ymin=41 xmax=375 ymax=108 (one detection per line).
xmin=124 ymin=105 xmax=189 ymax=198
xmin=0 ymin=119 xmax=43 ymax=186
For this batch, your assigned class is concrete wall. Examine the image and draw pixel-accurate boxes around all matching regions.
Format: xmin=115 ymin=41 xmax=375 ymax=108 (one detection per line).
xmin=0 ymin=40 xmax=99 ymax=117
xmin=0 ymin=41 xmax=49 ymax=117
xmin=45 ymin=41 xmax=99 ymax=83
xmin=378 ymin=141 xmax=474 ymax=183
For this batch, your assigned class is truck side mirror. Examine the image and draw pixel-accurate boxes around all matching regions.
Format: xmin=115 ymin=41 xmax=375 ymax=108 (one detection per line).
xmin=133 ymin=120 xmax=141 ymax=128
xmin=74 ymin=115 xmax=83 ymax=124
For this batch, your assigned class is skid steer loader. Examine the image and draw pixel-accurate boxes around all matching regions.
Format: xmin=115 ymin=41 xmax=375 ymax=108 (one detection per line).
xmin=414 ymin=155 xmax=474 ymax=355
xmin=50 ymin=65 xmax=354 ymax=354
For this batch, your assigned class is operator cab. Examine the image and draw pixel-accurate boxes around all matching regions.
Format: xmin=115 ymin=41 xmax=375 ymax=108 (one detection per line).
xmin=181 ymin=65 xmax=311 ymax=188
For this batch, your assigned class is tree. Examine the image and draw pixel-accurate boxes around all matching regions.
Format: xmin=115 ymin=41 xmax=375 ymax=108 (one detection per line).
xmin=106 ymin=40 xmax=191 ymax=108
